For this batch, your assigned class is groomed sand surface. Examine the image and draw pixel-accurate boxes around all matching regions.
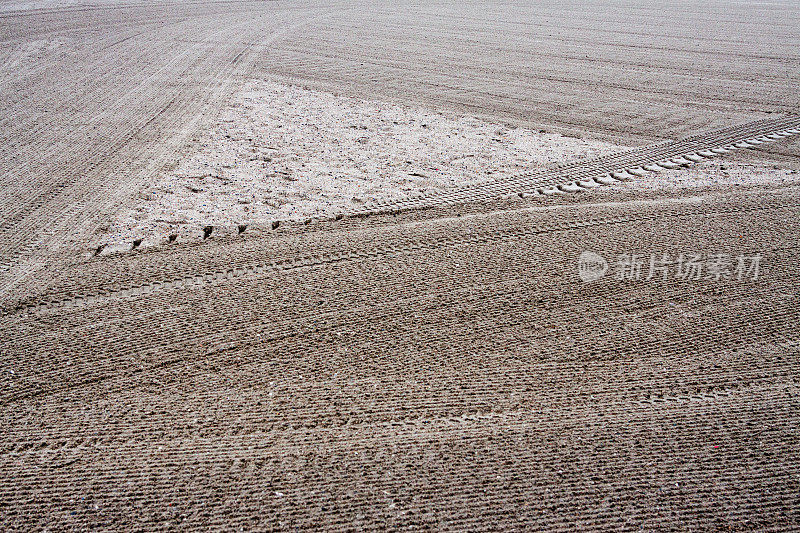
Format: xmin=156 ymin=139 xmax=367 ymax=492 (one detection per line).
xmin=3 ymin=2 xmax=800 ymax=530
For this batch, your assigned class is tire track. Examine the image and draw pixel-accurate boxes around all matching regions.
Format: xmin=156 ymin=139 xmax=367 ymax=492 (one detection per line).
xmin=363 ymin=115 xmax=800 ymax=213
xmin=5 ymin=199 xmax=797 ymax=316
xmin=0 ymin=6 xmax=329 ymax=280
xmin=2 ymin=199 xmax=798 ymax=406
xmin=42 ymin=115 xmax=800 ymax=271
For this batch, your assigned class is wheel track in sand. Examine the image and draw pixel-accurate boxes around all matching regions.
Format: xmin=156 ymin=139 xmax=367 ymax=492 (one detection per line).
xmin=3 ymin=265 xmax=798 ymax=409
xmin=0 ymin=6 xmax=329 ymax=281
xmin=364 ymin=114 xmax=800 ymax=213
xmin=4 ymin=199 xmax=797 ymax=315
xmin=75 ymin=114 xmax=798 ymax=253
xmin=2 ymin=4 xmax=800 ymax=530
xmin=2 ymin=244 xmax=798 ymax=416
xmin=2 ymin=244 xmax=798 ymax=530
xmin=1 ymin=5 xmax=795 ymax=272
xmin=2 ymin=199 xmax=798 ymax=406
xmin=3 ymin=350 xmax=796 ymax=455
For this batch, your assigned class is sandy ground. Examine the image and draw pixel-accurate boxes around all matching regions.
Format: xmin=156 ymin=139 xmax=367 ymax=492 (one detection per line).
xmin=2 ymin=0 xmax=800 ymax=530
xmin=3 ymin=0 xmax=800 ymax=278
xmin=4 ymin=186 xmax=800 ymax=531
xmin=624 ymin=159 xmax=800 ymax=192
xmin=102 ymin=80 xmax=621 ymax=248
xmin=98 ymin=80 xmax=799 ymax=250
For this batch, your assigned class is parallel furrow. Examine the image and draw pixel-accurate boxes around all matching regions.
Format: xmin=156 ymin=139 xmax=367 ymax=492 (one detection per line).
xmin=4 ymin=199 xmax=797 ymax=315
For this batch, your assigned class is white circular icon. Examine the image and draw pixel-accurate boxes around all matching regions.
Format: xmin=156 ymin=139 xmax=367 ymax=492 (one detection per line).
xmin=578 ymin=251 xmax=608 ymax=282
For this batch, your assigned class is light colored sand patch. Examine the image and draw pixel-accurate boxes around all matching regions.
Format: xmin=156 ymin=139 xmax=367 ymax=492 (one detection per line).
xmin=98 ymin=80 xmax=798 ymax=252
xmin=100 ymin=80 xmax=621 ymax=247
xmin=616 ymin=160 xmax=800 ymax=192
